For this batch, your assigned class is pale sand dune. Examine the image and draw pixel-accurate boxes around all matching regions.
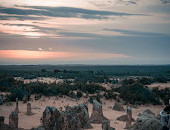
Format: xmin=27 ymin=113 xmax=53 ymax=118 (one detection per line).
xmin=148 ymin=82 xmax=170 ymax=89
xmin=15 ymin=77 xmax=65 ymax=84
xmin=0 ymin=95 xmax=164 ymax=130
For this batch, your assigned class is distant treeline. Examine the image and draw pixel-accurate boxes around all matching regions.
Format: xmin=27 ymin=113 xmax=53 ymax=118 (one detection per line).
xmin=0 ymin=65 xmax=170 ymax=77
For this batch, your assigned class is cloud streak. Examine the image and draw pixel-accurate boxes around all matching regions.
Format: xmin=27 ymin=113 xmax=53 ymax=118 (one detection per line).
xmin=0 ymin=6 xmax=145 ymax=20
xmin=160 ymin=0 xmax=170 ymax=4
xmin=104 ymin=29 xmax=170 ymax=37
xmin=89 ymin=0 xmax=137 ymax=7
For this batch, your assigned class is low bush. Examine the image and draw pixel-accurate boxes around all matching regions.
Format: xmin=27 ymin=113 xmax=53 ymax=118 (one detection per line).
xmin=8 ymin=88 xmax=29 ymax=101
xmin=89 ymin=94 xmax=102 ymax=104
xmin=104 ymin=91 xmax=118 ymax=100
xmin=152 ymin=87 xmax=170 ymax=105
xmin=77 ymin=91 xmax=83 ymax=98
xmin=113 ymin=82 xmax=161 ymax=105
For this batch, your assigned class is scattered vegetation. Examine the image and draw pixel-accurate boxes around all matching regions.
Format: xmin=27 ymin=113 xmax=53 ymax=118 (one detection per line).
xmin=104 ymin=91 xmax=118 ymax=100
xmin=152 ymin=87 xmax=170 ymax=105
xmin=0 ymin=65 xmax=170 ymax=105
xmin=113 ymin=82 xmax=160 ymax=105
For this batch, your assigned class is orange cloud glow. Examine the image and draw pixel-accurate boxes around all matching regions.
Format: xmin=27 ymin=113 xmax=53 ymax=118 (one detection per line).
xmin=0 ymin=50 xmax=74 ymax=59
xmin=0 ymin=50 xmax=130 ymax=60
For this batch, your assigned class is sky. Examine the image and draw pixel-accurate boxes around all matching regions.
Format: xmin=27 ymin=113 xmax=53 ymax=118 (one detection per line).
xmin=0 ymin=0 xmax=170 ymax=65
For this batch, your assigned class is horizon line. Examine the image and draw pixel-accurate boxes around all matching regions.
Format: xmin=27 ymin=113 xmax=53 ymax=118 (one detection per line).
xmin=0 ymin=64 xmax=170 ymax=66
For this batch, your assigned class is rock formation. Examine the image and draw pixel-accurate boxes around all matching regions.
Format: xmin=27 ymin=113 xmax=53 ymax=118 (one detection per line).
xmin=41 ymin=106 xmax=60 ymax=130
xmin=113 ymin=102 xmax=125 ymax=111
xmin=9 ymin=111 xmax=18 ymax=129
xmin=22 ymin=95 xmax=27 ymax=103
xmin=0 ymin=116 xmax=5 ymax=126
xmin=125 ymin=107 xmax=132 ymax=129
xmin=27 ymin=102 xmax=32 ymax=115
xmin=58 ymin=103 xmax=92 ymax=129
xmin=90 ymin=100 xmax=108 ymax=124
xmin=15 ymin=98 xmax=19 ymax=113
xmin=102 ymin=120 xmax=116 ymax=130
xmin=129 ymin=113 xmax=162 ymax=130
xmin=143 ymin=109 xmax=155 ymax=116
xmin=33 ymin=126 xmax=45 ymax=130
xmin=41 ymin=103 xmax=92 ymax=130
xmin=0 ymin=94 xmax=3 ymax=105
xmin=117 ymin=115 xmax=135 ymax=122
xmin=0 ymin=116 xmax=11 ymax=130
xmin=1 ymin=114 xmax=25 ymax=130
xmin=102 ymin=120 xmax=110 ymax=130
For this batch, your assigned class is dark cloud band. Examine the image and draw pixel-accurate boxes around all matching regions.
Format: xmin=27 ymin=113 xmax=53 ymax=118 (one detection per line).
xmin=0 ymin=6 xmax=145 ymax=20
xmin=104 ymin=29 xmax=170 ymax=37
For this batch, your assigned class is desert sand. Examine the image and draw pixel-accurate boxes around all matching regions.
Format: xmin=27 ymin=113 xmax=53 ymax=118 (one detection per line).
xmin=148 ymin=82 xmax=170 ymax=90
xmin=0 ymin=95 xmax=164 ymax=130
xmin=14 ymin=77 xmax=65 ymax=84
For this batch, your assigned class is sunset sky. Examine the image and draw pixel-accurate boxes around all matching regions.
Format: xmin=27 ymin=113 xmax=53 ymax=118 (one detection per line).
xmin=0 ymin=0 xmax=170 ymax=65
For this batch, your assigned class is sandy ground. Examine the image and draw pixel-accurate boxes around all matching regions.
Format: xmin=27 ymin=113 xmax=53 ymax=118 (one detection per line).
xmin=148 ymin=82 xmax=170 ymax=89
xmin=14 ymin=77 xmax=65 ymax=84
xmin=0 ymin=95 xmax=164 ymax=130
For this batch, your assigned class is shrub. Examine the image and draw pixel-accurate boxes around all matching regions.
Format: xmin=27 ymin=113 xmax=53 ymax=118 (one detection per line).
xmin=152 ymin=87 xmax=170 ymax=105
xmin=154 ymin=76 xmax=168 ymax=83
xmin=41 ymin=69 xmax=47 ymax=72
xmin=54 ymin=69 xmax=60 ymax=73
xmin=122 ymin=79 xmax=135 ymax=85
xmin=80 ymin=83 xmax=106 ymax=94
xmin=8 ymin=88 xmax=29 ymax=101
xmin=104 ymin=91 xmax=118 ymax=100
xmin=89 ymin=96 xmax=93 ymax=104
xmin=89 ymin=94 xmax=101 ymax=104
xmin=114 ymin=83 xmax=161 ymax=105
xmin=0 ymin=75 xmax=24 ymax=92
xmin=138 ymin=77 xmax=153 ymax=85
xmin=77 ymin=91 xmax=83 ymax=98
xmin=68 ymin=91 xmax=76 ymax=99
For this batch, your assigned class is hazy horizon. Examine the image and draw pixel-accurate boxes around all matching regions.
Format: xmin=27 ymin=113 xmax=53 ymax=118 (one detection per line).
xmin=0 ymin=64 xmax=170 ymax=66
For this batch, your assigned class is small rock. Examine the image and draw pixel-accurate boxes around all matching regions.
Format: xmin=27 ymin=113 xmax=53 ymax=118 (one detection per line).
xmin=102 ymin=120 xmax=110 ymax=130
xmin=113 ymin=102 xmax=125 ymax=111
xmin=143 ymin=109 xmax=155 ymax=116
xmin=116 ymin=115 xmax=135 ymax=122
xmin=102 ymin=120 xmax=116 ymax=130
